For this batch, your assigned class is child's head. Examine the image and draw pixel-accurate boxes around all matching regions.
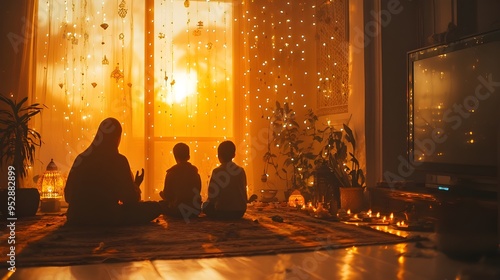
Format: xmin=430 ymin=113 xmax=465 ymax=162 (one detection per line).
xmin=173 ymin=142 xmax=190 ymax=162
xmin=217 ymin=140 xmax=236 ymax=163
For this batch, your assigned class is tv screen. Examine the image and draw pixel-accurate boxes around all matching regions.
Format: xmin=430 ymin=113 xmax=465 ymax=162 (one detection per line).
xmin=408 ymin=29 xmax=500 ymax=179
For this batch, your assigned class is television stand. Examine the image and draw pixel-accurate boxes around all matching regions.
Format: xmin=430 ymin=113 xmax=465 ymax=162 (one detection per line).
xmin=368 ymin=181 xmax=497 ymax=221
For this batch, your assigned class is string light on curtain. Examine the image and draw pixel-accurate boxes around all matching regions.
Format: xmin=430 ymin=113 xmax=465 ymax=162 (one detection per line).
xmin=35 ymin=0 xmax=140 ymax=177
xmin=235 ymin=0 xmax=337 ymax=196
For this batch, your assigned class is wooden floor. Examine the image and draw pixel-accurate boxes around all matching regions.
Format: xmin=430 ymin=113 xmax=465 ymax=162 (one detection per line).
xmin=3 ymin=228 xmax=500 ymax=280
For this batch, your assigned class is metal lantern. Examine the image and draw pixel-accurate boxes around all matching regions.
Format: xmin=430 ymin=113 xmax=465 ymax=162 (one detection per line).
xmin=288 ymin=190 xmax=305 ymax=207
xmin=313 ymin=162 xmax=339 ymax=213
xmin=37 ymin=159 xmax=65 ymax=212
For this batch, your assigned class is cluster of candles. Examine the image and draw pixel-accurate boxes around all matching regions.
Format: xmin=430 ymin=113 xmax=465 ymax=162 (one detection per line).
xmin=300 ymin=202 xmax=330 ymax=216
xmin=257 ymin=199 xmax=414 ymax=229
xmin=298 ymin=204 xmax=410 ymax=227
xmin=340 ymin=209 xmax=395 ymax=224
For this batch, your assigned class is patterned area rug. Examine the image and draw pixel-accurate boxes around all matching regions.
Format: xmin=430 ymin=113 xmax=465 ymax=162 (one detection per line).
xmin=1 ymin=206 xmax=415 ymax=267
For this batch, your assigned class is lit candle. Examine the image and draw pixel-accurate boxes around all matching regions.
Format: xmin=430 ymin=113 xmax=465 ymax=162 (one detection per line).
xmin=397 ymin=220 xmax=408 ymax=228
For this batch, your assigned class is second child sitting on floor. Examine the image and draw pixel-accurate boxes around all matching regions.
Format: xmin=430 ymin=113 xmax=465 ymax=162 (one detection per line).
xmin=202 ymin=140 xmax=248 ymax=219
xmin=160 ymin=142 xmax=202 ymax=220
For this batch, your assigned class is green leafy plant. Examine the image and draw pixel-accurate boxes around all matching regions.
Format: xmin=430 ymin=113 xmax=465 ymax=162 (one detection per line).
xmin=342 ymin=123 xmax=365 ymax=188
xmin=0 ymin=95 xmax=43 ymax=187
xmin=263 ymin=101 xmax=316 ymax=195
xmin=314 ymin=123 xmax=365 ymax=188
xmin=264 ymin=101 xmax=365 ymax=198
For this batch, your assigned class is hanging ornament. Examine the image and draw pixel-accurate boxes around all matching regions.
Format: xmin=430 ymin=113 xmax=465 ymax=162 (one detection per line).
xmin=192 ymin=21 xmax=204 ymax=36
xmin=102 ymin=55 xmax=109 ymax=65
xmin=110 ymin=64 xmax=124 ymax=82
xmin=118 ymin=0 xmax=128 ymax=18
xmin=127 ymin=82 xmax=132 ymax=87
xmin=100 ymin=23 xmax=109 ymax=30
xmin=164 ymin=74 xmax=169 ymax=86
xmin=58 ymin=83 xmax=63 ymax=89
xmin=119 ymin=33 xmax=125 ymax=40
xmin=158 ymin=32 xmax=165 ymax=39
xmin=170 ymin=79 xmax=176 ymax=86
xmin=184 ymin=0 xmax=190 ymax=8
xmin=91 ymin=82 xmax=97 ymax=88
xmin=206 ymin=42 xmax=213 ymax=50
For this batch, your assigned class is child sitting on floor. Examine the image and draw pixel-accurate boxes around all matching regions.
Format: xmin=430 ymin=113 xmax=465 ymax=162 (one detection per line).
xmin=160 ymin=142 xmax=202 ymax=220
xmin=202 ymin=140 xmax=248 ymax=219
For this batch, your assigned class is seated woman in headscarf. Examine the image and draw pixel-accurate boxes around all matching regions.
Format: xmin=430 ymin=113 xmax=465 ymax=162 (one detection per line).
xmin=64 ymin=117 xmax=161 ymax=226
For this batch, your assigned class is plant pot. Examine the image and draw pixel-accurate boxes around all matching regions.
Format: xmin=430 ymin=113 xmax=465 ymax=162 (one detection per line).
xmin=340 ymin=187 xmax=365 ymax=213
xmin=260 ymin=189 xmax=278 ymax=202
xmin=1 ymin=188 xmax=40 ymax=218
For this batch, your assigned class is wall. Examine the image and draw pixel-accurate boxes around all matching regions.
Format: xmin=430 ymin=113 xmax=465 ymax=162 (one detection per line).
xmin=365 ymin=0 xmax=418 ymax=186
xmin=0 ymin=0 xmax=33 ymax=189
xmin=0 ymin=1 xmax=26 ymax=96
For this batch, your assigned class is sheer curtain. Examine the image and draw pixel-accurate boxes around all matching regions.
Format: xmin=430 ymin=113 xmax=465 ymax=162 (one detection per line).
xmin=34 ymin=0 xmax=145 ymax=192
xmin=149 ymin=0 xmax=235 ymax=200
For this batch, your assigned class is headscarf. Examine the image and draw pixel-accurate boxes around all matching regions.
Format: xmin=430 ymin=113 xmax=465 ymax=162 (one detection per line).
xmin=84 ymin=117 xmax=122 ymax=155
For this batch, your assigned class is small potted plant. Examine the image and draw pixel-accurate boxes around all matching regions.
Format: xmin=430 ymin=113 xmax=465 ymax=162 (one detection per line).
xmin=263 ymin=101 xmax=315 ymax=201
xmin=327 ymin=123 xmax=365 ymax=212
xmin=309 ymin=120 xmax=365 ymax=212
xmin=0 ymin=94 xmax=43 ymax=218
xmin=263 ymin=101 xmax=366 ymax=212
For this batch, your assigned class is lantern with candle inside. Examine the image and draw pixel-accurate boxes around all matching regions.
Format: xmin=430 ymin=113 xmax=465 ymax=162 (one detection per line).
xmin=37 ymin=159 xmax=65 ymax=212
xmin=313 ymin=162 xmax=339 ymax=214
xmin=288 ymin=189 xmax=305 ymax=207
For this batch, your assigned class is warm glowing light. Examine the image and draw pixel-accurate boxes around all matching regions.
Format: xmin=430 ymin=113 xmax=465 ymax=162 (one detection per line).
xmin=36 ymin=159 xmax=65 ymax=199
xmin=163 ymin=72 xmax=198 ymax=104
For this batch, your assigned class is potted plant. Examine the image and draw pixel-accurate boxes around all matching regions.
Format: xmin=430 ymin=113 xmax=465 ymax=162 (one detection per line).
xmin=263 ymin=101 xmax=366 ymax=212
xmin=0 ymin=94 xmax=43 ymax=218
xmin=263 ymin=101 xmax=316 ymax=201
xmin=319 ymin=123 xmax=365 ymax=212
xmin=301 ymin=112 xmax=366 ymax=210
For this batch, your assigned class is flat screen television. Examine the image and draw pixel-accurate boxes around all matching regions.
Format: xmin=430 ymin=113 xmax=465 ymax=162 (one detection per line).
xmin=407 ymin=29 xmax=500 ymax=191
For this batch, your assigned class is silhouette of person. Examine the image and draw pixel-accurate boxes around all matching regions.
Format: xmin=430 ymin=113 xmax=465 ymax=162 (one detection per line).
xmin=202 ymin=140 xmax=248 ymax=219
xmin=159 ymin=142 xmax=202 ymax=220
xmin=64 ymin=117 xmax=161 ymax=226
